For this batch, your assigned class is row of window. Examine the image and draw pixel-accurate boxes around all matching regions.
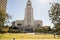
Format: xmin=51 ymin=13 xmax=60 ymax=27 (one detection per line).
xmin=17 ymin=23 xmax=40 ymax=26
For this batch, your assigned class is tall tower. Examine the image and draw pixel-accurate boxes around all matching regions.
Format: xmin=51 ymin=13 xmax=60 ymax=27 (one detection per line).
xmin=24 ymin=0 xmax=34 ymax=27
xmin=0 ymin=0 xmax=7 ymax=11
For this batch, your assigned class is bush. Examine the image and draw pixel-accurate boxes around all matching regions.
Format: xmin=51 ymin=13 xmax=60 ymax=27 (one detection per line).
xmin=0 ymin=26 xmax=9 ymax=33
xmin=8 ymin=29 xmax=21 ymax=33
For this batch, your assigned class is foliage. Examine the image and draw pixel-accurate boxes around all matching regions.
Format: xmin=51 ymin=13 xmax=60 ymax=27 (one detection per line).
xmin=43 ymin=27 xmax=48 ymax=33
xmin=8 ymin=26 xmax=21 ymax=33
xmin=43 ymin=26 xmax=51 ymax=33
xmin=55 ymin=23 xmax=60 ymax=32
xmin=35 ymin=28 xmax=43 ymax=33
xmin=0 ymin=10 xmax=6 ymax=28
xmin=8 ymin=29 xmax=21 ymax=33
xmin=49 ymin=3 xmax=60 ymax=24
xmin=10 ymin=26 xmax=19 ymax=30
xmin=35 ymin=26 xmax=51 ymax=33
xmin=49 ymin=3 xmax=60 ymax=33
xmin=1 ymin=26 xmax=9 ymax=33
xmin=0 ymin=10 xmax=11 ymax=33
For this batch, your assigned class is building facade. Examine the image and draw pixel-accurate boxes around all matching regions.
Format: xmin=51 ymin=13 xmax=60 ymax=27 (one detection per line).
xmin=12 ymin=0 xmax=43 ymax=32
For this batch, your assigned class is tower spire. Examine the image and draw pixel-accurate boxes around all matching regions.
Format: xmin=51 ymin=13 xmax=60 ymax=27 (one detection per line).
xmin=27 ymin=0 xmax=32 ymax=6
xmin=24 ymin=0 xmax=34 ymax=27
xmin=28 ymin=0 xmax=30 ymax=2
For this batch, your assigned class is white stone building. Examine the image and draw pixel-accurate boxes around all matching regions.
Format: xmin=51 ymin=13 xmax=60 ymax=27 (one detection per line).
xmin=12 ymin=0 xmax=43 ymax=32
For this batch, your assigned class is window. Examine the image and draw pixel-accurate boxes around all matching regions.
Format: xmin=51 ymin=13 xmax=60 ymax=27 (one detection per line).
xmin=37 ymin=24 xmax=40 ymax=26
xmin=17 ymin=24 xmax=22 ymax=26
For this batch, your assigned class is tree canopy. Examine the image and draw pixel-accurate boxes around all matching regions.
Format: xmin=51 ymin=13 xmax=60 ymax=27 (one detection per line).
xmin=49 ymin=3 xmax=60 ymax=32
xmin=0 ymin=10 xmax=11 ymax=31
xmin=49 ymin=3 xmax=60 ymax=24
xmin=0 ymin=10 xmax=6 ymax=27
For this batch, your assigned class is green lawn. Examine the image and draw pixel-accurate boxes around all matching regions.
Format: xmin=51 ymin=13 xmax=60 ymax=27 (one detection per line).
xmin=0 ymin=33 xmax=60 ymax=40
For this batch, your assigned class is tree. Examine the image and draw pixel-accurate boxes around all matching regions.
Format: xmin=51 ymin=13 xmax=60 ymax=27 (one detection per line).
xmin=43 ymin=26 xmax=51 ymax=33
xmin=1 ymin=25 xmax=9 ymax=33
xmin=0 ymin=10 xmax=11 ymax=32
xmin=4 ymin=14 xmax=11 ymax=25
xmin=49 ymin=3 xmax=60 ymax=32
xmin=0 ymin=10 xmax=6 ymax=29
xmin=43 ymin=28 xmax=48 ymax=33
xmin=49 ymin=3 xmax=60 ymax=24
xmin=35 ymin=27 xmax=43 ymax=33
xmin=55 ymin=23 xmax=60 ymax=32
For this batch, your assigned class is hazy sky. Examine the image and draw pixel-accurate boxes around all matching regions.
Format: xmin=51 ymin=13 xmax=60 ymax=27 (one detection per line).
xmin=7 ymin=0 xmax=60 ymax=28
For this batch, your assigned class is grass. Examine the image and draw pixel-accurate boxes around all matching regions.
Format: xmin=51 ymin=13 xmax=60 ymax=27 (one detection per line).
xmin=0 ymin=33 xmax=60 ymax=40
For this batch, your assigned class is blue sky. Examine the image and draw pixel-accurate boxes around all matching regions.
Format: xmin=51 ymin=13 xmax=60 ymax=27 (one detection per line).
xmin=6 ymin=0 xmax=60 ymax=28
